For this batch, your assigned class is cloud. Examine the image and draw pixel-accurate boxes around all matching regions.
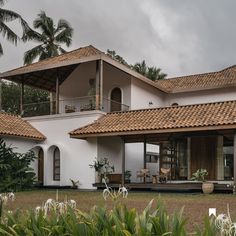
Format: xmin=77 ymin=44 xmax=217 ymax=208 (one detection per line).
xmin=1 ymin=0 xmax=236 ymax=77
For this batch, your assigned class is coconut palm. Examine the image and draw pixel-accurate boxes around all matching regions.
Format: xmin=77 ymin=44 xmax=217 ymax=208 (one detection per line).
xmin=133 ymin=60 xmax=167 ymax=81
xmin=0 ymin=0 xmax=28 ymax=55
xmin=23 ymin=11 xmax=73 ymax=65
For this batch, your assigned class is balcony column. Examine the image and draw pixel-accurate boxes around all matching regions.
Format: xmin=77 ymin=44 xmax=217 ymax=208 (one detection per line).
xmin=50 ymin=92 xmax=54 ymax=115
xmin=143 ymin=138 xmax=147 ymax=169
xmin=20 ymin=82 xmax=24 ymax=116
xmin=95 ymin=60 xmax=103 ymax=110
xmin=216 ymin=136 xmax=224 ymax=180
xmin=99 ymin=60 xmax=103 ymax=111
xmin=187 ymin=137 xmax=191 ymax=180
xmin=121 ymin=138 xmax=126 ymax=185
xmin=55 ymin=76 xmax=59 ymax=114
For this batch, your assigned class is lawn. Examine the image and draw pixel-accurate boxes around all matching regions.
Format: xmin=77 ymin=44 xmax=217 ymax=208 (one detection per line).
xmin=5 ymin=189 xmax=236 ymax=231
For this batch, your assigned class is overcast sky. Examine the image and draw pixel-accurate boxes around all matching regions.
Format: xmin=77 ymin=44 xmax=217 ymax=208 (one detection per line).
xmin=1 ymin=0 xmax=236 ymax=77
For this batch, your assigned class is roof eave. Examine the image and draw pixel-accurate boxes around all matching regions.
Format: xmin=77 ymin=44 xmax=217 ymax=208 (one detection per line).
xmin=0 ymin=54 xmax=102 ymax=78
xmin=101 ymin=55 xmax=168 ymax=93
xmin=70 ymin=124 xmax=236 ymax=139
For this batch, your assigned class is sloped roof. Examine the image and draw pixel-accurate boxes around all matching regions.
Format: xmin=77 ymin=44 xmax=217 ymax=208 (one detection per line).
xmin=156 ymin=65 xmax=236 ymax=93
xmin=0 ymin=112 xmax=45 ymax=140
xmin=1 ymin=45 xmax=103 ymax=76
xmin=0 ymin=45 xmax=167 ymax=93
xmin=70 ymin=100 xmax=236 ymax=138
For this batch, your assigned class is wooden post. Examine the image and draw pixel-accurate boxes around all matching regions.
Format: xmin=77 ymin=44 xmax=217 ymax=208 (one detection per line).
xmin=121 ymin=138 xmax=125 ymax=186
xmin=50 ymin=92 xmax=54 ymax=115
xmin=216 ymin=135 xmax=224 ymax=180
xmin=55 ymin=77 xmax=59 ymax=114
xmin=144 ymin=138 xmax=147 ymax=168
xmin=20 ymin=83 xmax=24 ymax=116
xmin=99 ymin=60 xmax=103 ymax=111
xmin=187 ymin=137 xmax=191 ymax=180
xmin=95 ymin=61 xmax=100 ymax=110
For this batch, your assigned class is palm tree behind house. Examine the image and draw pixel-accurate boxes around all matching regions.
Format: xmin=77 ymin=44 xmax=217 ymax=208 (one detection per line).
xmin=23 ymin=11 xmax=73 ymax=64
xmin=0 ymin=0 xmax=28 ymax=55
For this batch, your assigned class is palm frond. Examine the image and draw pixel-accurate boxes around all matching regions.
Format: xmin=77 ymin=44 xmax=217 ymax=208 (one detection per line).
xmin=23 ymin=44 xmax=44 ymax=65
xmin=55 ymin=28 xmax=73 ymax=46
xmin=0 ymin=8 xmax=23 ymax=22
xmin=0 ymin=21 xmax=18 ymax=44
xmin=33 ymin=11 xmax=54 ymax=37
xmin=22 ymin=27 xmax=44 ymax=43
xmin=58 ymin=46 xmax=67 ymax=54
xmin=0 ymin=43 xmax=3 ymax=55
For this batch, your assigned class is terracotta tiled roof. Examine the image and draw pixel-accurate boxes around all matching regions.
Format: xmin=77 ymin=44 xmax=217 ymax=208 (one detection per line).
xmin=1 ymin=45 xmax=103 ymax=76
xmin=156 ymin=65 xmax=236 ymax=93
xmin=70 ymin=100 xmax=236 ymax=138
xmin=0 ymin=113 xmax=45 ymax=140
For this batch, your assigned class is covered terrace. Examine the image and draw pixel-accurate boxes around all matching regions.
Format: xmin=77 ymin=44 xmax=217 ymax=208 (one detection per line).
xmin=70 ymin=100 xmax=236 ymax=191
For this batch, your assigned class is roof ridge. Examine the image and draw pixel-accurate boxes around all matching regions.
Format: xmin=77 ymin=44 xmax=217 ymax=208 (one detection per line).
xmin=4 ymin=45 xmax=102 ymax=74
xmin=163 ymin=64 xmax=236 ymax=82
xmin=106 ymin=100 xmax=236 ymax=115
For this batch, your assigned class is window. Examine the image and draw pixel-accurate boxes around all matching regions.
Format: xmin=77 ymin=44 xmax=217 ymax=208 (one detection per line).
xmin=53 ymin=147 xmax=60 ymax=181
xmin=110 ymin=87 xmax=122 ymax=112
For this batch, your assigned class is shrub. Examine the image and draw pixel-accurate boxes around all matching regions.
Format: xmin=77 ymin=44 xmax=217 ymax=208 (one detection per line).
xmin=0 ymin=139 xmax=36 ymax=192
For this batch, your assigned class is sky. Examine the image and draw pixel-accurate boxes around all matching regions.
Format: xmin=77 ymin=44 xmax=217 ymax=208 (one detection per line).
xmin=1 ymin=0 xmax=236 ymax=77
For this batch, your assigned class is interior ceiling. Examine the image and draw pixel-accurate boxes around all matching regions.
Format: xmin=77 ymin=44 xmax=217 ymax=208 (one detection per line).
xmin=3 ymin=64 xmax=78 ymax=92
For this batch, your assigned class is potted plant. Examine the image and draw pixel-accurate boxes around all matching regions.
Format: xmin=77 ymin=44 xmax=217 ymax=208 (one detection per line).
xmin=102 ymin=158 xmax=115 ymax=183
xmin=70 ymin=179 xmax=79 ymax=189
xmin=125 ymin=170 xmax=132 ymax=183
xmin=191 ymin=169 xmax=214 ymax=194
xmin=89 ymin=158 xmax=105 ymax=183
xmin=89 ymin=158 xmax=115 ymax=183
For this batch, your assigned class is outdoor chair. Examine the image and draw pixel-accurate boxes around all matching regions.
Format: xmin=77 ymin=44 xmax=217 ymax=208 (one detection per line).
xmin=159 ymin=168 xmax=170 ymax=183
xmin=136 ymin=168 xmax=150 ymax=183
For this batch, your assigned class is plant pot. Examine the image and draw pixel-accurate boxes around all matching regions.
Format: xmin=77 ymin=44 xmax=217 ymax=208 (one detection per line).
xmin=202 ymin=182 xmax=214 ymax=194
xmin=95 ymin=172 xmax=101 ymax=183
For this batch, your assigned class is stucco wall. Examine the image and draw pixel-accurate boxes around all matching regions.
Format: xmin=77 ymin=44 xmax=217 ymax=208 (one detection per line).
xmin=26 ymin=111 xmax=104 ymax=189
xmin=130 ymin=77 xmax=165 ymax=110
xmin=165 ymin=87 xmax=236 ymax=106
xmin=97 ymin=136 xmax=123 ymax=174
xmin=103 ymin=62 xmax=131 ymax=111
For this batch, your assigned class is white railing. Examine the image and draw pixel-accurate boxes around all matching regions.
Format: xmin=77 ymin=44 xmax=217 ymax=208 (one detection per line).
xmin=22 ymin=96 xmax=129 ymax=117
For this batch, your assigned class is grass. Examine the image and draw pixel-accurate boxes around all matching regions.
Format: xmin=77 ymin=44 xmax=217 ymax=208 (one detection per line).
xmin=5 ymin=189 xmax=236 ymax=231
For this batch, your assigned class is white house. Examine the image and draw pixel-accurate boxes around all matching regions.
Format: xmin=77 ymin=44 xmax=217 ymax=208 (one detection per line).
xmin=0 ymin=45 xmax=236 ymax=190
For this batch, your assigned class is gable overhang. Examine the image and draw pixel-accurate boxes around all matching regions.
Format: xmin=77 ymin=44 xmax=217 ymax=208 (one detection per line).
xmin=0 ymin=54 xmax=102 ymax=92
xmin=70 ymin=124 xmax=236 ymax=140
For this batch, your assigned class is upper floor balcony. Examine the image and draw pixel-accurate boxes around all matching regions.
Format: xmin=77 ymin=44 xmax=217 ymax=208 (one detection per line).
xmin=22 ymin=96 xmax=129 ymax=118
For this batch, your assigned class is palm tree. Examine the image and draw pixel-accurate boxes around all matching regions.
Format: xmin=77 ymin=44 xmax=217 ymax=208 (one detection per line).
xmin=133 ymin=60 xmax=167 ymax=81
xmin=23 ymin=11 xmax=73 ymax=65
xmin=0 ymin=0 xmax=28 ymax=55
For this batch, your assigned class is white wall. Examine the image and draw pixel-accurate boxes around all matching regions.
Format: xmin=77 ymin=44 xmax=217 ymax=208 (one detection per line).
xmin=26 ymin=111 xmax=104 ymax=189
xmin=130 ymin=77 xmax=165 ymax=110
xmin=165 ymin=87 xmax=236 ymax=106
xmin=103 ymin=62 xmax=131 ymax=111
xmin=97 ymin=136 xmax=123 ymax=174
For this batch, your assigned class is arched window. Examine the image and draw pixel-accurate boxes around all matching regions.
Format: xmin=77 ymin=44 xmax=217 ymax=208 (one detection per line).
xmin=110 ymin=87 xmax=122 ymax=112
xmin=38 ymin=148 xmax=44 ymax=184
xmin=53 ymin=147 xmax=60 ymax=181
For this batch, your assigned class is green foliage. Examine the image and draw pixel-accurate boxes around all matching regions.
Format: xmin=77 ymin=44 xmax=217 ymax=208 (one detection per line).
xmin=0 ymin=199 xmax=189 ymax=235
xmin=191 ymin=169 xmax=208 ymax=182
xmin=132 ymin=60 xmax=167 ymax=81
xmin=0 ymin=0 xmax=29 ymax=55
xmin=23 ymin=11 xmax=73 ymax=64
xmin=107 ymin=49 xmax=167 ymax=81
xmin=0 ymin=139 xmax=36 ymax=192
xmin=1 ymin=81 xmax=49 ymax=115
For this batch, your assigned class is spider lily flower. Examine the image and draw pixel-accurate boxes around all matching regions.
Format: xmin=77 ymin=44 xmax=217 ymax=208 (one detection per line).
xmin=118 ymin=186 xmax=128 ymax=198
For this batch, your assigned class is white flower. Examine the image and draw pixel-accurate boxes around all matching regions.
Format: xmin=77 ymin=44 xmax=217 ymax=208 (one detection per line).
xmin=8 ymin=192 xmax=15 ymax=201
xmin=68 ymin=199 xmax=76 ymax=208
xmin=103 ymin=188 xmax=110 ymax=200
xmin=118 ymin=186 xmax=128 ymax=198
